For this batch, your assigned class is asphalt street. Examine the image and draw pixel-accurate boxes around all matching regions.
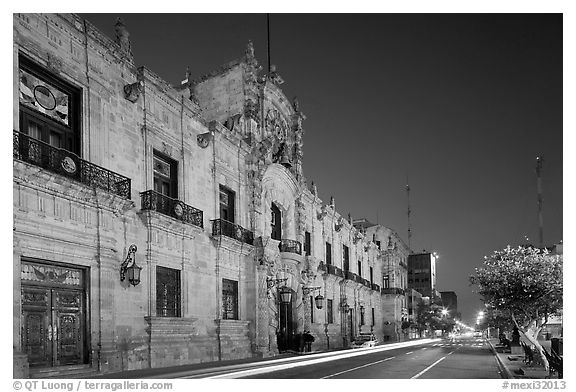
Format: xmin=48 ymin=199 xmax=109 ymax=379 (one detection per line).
xmin=172 ymin=336 xmax=502 ymax=379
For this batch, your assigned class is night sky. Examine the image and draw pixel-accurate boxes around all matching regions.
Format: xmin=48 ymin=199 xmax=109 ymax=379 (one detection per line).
xmin=82 ymin=13 xmax=563 ymax=325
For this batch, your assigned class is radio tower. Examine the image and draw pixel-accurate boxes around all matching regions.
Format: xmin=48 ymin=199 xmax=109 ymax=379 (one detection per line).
xmin=536 ymin=156 xmax=544 ymax=248
xmin=406 ymin=176 xmax=412 ymax=251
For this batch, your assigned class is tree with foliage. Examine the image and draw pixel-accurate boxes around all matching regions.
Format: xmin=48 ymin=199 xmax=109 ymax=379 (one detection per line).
xmin=415 ymin=303 xmax=454 ymax=336
xmin=470 ymin=245 xmax=562 ymax=371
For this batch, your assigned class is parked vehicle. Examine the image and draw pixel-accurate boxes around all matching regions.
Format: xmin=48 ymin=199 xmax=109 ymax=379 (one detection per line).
xmin=352 ymin=334 xmax=378 ymax=348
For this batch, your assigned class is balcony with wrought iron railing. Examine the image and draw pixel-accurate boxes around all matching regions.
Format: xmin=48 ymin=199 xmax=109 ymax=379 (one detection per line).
xmin=381 ymin=287 xmax=405 ymax=295
xmin=279 ymin=239 xmax=302 ymax=255
xmin=140 ymin=190 xmax=203 ymax=228
xmin=371 ymin=283 xmax=381 ymax=292
xmin=211 ymin=219 xmax=254 ymax=245
xmin=14 ymin=131 xmax=131 ymax=199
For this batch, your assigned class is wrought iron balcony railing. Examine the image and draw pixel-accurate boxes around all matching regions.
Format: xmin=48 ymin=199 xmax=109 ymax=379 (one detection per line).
xmin=381 ymin=287 xmax=405 ymax=295
xmin=361 ymin=278 xmax=371 ymax=288
xmin=371 ymin=283 xmax=381 ymax=292
xmin=140 ymin=190 xmax=203 ymax=228
xmin=326 ymin=264 xmax=344 ymax=278
xmin=211 ymin=219 xmax=254 ymax=245
xmin=279 ymin=239 xmax=302 ymax=255
xmin=14 ymin=131 xmax=131 ymax=199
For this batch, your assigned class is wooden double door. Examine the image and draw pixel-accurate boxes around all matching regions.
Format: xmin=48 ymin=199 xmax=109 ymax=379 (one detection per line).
xmin=21 ymin=285 xmax=86 ymax=368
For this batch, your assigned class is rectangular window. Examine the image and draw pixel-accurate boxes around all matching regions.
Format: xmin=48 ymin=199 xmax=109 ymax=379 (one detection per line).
xmin=343 ymin=245 xmax=350 ymax=272
xmin=222 ymin=279 xmax=239 ymax=320
xmin=360 ymin=307 xmax=365 ymax=325
xmin=357 ymin=260 xmax=362 ymax=277
xmin=327 ymin=299 xmax=333 ymax=324
xmin=325 ymin=242 xmax=332 ymax=265
xmin=310 ymin=296 xmax=314 ymax=323
xmin=371 ymin=308 xmax=375 ymax=326
xmin=156 ymin=266 xmax=181 ymax=317
xmin=18 ymin=55 xmax=81 ymax=155
xmin=304 ymin=231 xmax=311 ymax=256
xmin=383 ymin=275 xmax=390 ymax=289
xmin=153 ymin=151 xmax=178 ymax=198
xmin=370 ymin=267 xmax=374 ymax=284
xmin=219 ymin=185 xmax=236 ymax=223
xmin=375 ymin=240 xmax=381 ymax=250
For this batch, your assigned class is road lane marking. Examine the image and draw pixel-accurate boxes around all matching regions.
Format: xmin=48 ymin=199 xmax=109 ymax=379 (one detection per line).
xmin=406 ymin=351 xmax=413 ymax=355
xmin=410 ymin=350 xmax=456 ymax=379
xmin=321 ymin=357 xmax=395 ymax=379
xmin=204 ymin=338 xmax=441 ymax=379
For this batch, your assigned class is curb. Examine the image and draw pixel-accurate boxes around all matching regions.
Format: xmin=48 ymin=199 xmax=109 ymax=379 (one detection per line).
xmin=487 ymin=339 xmax=513 ymax=379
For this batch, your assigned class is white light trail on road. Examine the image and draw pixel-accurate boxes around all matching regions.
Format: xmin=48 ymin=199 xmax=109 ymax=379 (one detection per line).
xmin=320 ymin=357 xmax=395 ymax=378
xmin=410 ymin=350 xmax=456 ymax=379
xmin=406 ymin=351 xmax=413 ymax=355
xmin=205 ymin=339 xmax=440 ymax=379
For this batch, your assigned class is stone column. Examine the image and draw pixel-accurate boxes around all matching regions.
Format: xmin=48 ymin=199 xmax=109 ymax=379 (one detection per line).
xmin=255 ymin=265 xmax=270 ymax=356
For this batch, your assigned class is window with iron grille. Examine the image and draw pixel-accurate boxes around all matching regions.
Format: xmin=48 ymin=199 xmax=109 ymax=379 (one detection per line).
xmin=222 ymin=279 xmax=238 ymax=320
xmin=327 ymin=299 xmax=333 ymax=324
xmin=343 ymin=245 xmax=349 ymax=272
xmin=383 ymin=274 xmax=390 ymax=289
xmin=304 ymin=231 xmax=311 ymax=256
xmin=325 ymin=242 xmax=332 ymax=265
xmin=156 ymin=266 xmax=181 ymax=317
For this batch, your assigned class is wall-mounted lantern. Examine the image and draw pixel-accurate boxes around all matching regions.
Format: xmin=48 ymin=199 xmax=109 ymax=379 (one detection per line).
xmin=120 ymin=244 xmax=141 ymax=286
xmin=279 ymin=286 xmax=293 ymax=305
xmin=303 ymin=286 xmax=324 ymax=309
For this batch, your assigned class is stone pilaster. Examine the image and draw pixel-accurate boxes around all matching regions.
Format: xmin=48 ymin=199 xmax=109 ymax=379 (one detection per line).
xmin=255 ymin=264 xmax=270 ymax=356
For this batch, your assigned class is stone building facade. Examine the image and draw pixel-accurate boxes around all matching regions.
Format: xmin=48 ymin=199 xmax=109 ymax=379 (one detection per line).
xmin=13 ymin=14 xmax=405 ymax=378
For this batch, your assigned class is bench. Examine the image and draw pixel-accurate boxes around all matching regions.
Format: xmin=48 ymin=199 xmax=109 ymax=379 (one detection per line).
xmin=543 ymin=347 xmax=563 ymax=379
xmin=520 ymin=341 xmax=534 ymax=365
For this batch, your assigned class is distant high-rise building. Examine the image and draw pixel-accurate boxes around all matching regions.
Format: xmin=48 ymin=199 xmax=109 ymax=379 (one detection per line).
xmin=440 ymin=291 xmax=458 ymax=317
xmin=407 ymin=252 xmax=439 ymax=301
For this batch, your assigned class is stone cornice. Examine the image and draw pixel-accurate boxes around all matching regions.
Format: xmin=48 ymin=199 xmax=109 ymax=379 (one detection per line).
xmin=211 ymin=234 xmax=254 ymax=256
xmin=13 ymin=161 xmax=135 ymax=214
xmin=137 ymin=210 xmax=203 ymax=239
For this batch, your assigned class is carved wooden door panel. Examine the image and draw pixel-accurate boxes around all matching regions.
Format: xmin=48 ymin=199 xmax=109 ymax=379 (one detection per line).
xmin=21 ymin=287 xmax=84 ymax=367
xmin=53 ymin=289 xmax=83 ymax=366
xmin=21 ymin=287 xmax=52 ymax=367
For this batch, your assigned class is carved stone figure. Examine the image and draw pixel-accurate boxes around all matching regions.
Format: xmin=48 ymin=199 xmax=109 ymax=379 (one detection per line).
xmin=115 ymin=18 xmax=132 ymax=56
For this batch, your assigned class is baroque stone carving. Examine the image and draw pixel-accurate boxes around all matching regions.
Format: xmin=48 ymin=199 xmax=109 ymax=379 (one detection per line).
xmin=265 ymin=109 xmax=288 ymax=142
xmin=46 ymin=53 xmax=63 ymax=74
xmin=244 ymin=98 xmax=260 ymax=123
xmin=317 ymin=205 xmax=327 ymax=221
xmin=123 ymin=81 xmax=142 ymax=103
xmin=334 ymin=217 xmax=344 ymax=232
xmin=115 ymin=18 xmax=132 ymax=57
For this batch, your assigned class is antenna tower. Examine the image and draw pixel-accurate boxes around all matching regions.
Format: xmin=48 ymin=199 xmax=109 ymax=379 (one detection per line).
xmin=406 ymin=176 xmax=412 ymax=250
xmin=536 ymin=156 xmax=544 ymax=248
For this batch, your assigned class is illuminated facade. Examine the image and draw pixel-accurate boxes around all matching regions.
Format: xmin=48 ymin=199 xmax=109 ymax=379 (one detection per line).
xmin=13 ymin=14 xmax=407 ymax=378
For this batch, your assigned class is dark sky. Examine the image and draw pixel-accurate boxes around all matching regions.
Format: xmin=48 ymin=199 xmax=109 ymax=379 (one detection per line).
xmin=82 ymin=14 xmax=563 ymax=325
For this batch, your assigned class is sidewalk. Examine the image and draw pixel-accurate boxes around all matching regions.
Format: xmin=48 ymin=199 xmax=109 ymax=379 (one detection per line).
xmin=487 ymin=339 xmax=553 ymax=379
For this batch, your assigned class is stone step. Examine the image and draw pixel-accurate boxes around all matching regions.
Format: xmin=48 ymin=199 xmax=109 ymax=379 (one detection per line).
xmin=29 ymin=364 xmax=99 ymax=379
